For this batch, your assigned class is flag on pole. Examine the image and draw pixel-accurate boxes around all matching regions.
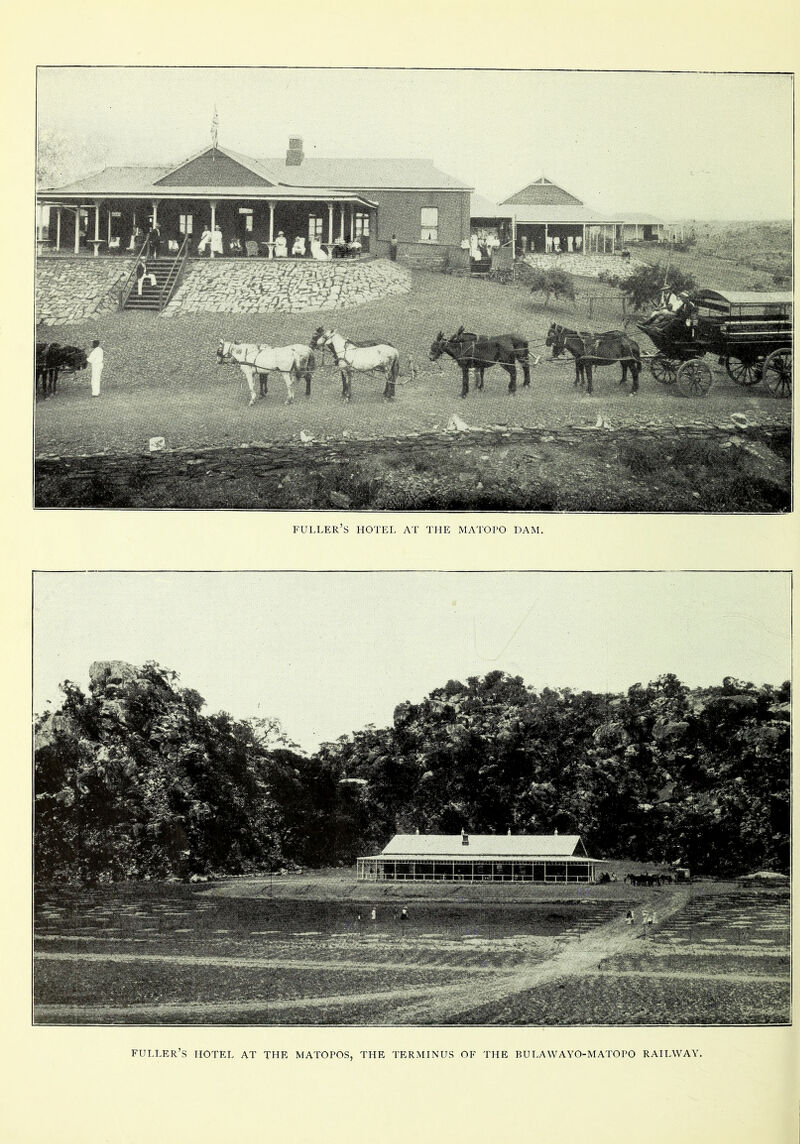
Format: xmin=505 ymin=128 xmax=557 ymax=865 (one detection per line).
xmin=211 ymin=106 xmax=219 ymax=152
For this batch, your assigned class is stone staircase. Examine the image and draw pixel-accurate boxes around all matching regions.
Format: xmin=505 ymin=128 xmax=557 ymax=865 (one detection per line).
xmin=123 ymin=255 xmax=184 ymax=312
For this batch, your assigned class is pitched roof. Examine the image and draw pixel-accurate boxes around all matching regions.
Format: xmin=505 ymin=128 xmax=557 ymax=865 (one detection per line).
xmin=42 ymin=165 xmax=170 ymax=194
xmin=40 ymin=150 xmax=469 ymax=199
xmin=38 ymin=165 xmax=377 ymax=205
xmin=263 ymin=156 xmax=471 ymax=190
xmin=376 ymin=833 xmax=593 ymax=859
xmin=470 ymin=192 xmax=513 ymax=218
xmin=501 ymin=176 xmax=584 ymax=207
xmin=509 ymin=204 xmax=620 ymax=224
xmin=622 ymin=212 xmax=666 ymax=225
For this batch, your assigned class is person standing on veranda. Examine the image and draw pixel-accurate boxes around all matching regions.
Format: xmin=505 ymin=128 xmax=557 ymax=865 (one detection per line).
xmin=87 ymin=339 xmax=103 ymax=397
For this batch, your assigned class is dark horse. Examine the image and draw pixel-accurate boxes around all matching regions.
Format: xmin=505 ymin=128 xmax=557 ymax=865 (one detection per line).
xmin=546 ymin=323 xmax=641 ymax=395
xmin=36 ymin=343 xmax=88 ymax=398
xmin=429 ymin=326 xmax=531 ymax=398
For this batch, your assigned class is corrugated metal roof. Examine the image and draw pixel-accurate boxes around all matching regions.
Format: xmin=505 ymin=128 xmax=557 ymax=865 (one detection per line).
xmin=509 ymin=205 xmax=619 ymax=224
xmin=42 ymin=166 xmax=170 ymax=194
xmin=502 ymin=176 xmax=584 ymax=207
xmin=378 ymin=834 xmax=590 ymax=858
xmin=40 ymin=154 xmax=467 ymax=198
xmin=38 ymin=167 xmax=376 ymax=205
xmin=263 ymin=156 xmax=471 ymax=190
xmin=470 ymin=192 xmax=513 ymax=218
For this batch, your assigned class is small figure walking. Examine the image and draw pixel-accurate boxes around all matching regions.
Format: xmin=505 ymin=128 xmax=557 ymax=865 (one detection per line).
xmin=389 ymin=234 xmax=398 ymax=262
xmin=400 ymin=907 xmax=408 ymax=923
xmin=370 ymin=907 xmax=377 ymax=923
xmin=87 ymin=338 xmax=103 ymax=397
xmin=625 ymin=909 xmax=634 ymax=926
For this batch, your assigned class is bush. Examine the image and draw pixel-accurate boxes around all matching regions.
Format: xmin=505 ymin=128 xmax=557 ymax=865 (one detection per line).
xmin=620 ymin=263 xmax=697 ymax=311
xmin=529 ymin=268 xmax=575 ymax=305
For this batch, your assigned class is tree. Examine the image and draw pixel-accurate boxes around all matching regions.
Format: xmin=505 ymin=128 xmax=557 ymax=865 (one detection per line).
xmin=620 ymin=263 xmax=697 ymax=312
xmin=528 ymin=268 xmax=575 ymax=306
xmin=37 ymin=128 xmax=109 ymax=189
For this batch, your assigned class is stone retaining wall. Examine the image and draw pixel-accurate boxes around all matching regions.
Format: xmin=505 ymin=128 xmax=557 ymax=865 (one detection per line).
xmin=162 ymin=258 xmax=411 ymax=316
xmin=524 ymin=253 xmax=646 ymax=279
xmin=36 ymin=420 xmax=789 ymax=466
xmin=36 ymin=257 xmax=135 ymax=326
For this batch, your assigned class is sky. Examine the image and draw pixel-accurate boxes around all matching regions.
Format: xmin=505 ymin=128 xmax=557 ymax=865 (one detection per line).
xmin=36 ymin=67 xmax=793 ymax=219
xmin=33 ymin=572 xmax=791 ymax=753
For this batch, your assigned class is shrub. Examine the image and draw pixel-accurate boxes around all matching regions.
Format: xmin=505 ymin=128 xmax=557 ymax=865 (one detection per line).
xmin=620 ymin=263 xmax=697 ymax=311
xmin=529 ymin=268 xmax=575 ymax=306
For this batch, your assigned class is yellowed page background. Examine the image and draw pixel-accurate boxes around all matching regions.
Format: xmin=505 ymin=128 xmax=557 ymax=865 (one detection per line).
xmin=4 ymin=3 xmax=799 ymax=1141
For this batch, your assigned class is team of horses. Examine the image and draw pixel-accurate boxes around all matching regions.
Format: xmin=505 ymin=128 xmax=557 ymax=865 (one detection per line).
xmin=545 ymin=323 xmax=642 ymax=395
xmin=215 ymin=322 xmax=643 ymax=404
xmin=35 ymin=343 xmax=88 ymax=398
xmin=216 ymin=341 xmax=316 ymax=405
xmin=37 ymin=323 xmax=644 ymax=407
xmin=625 ymin=872 xmax=674 ymax=887
xmin=429 ymin=326 xmax=531 ymax=397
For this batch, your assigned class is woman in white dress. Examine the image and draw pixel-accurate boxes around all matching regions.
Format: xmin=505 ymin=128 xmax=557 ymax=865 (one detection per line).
xmin=310 ymin=238 xmax=329 ymax=261
xmin=274 ymin=231 xmax=288 ymax=258
xmin=211 ymin=225 xmax=224 ymax=256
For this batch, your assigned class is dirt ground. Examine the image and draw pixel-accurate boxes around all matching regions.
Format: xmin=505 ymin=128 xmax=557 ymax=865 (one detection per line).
xmin=34 ymin=268 xmax=791 ymax=510
xmin=34 ymin=878 xmax=789 ymax=1025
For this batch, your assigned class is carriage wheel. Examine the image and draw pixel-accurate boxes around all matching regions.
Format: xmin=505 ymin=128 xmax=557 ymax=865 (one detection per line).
xmin=650 ymin=354 xmax=678 ymax=385
xmin=762 ymin=348 xmax=792 ymax=398
xmin=677 ymin=358 xmax=714 ymax=398
xmin=725 ymin=356 xmax=762 ymax=387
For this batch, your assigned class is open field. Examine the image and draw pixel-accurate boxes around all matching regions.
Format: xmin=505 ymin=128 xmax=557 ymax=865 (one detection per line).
xmin=35 ymin=267 xmax=791 ymax=510
xmin=627 ymin=221 xmax=792 ymax=291
xmin=34 ymin=876 xmax=789 ymax=1026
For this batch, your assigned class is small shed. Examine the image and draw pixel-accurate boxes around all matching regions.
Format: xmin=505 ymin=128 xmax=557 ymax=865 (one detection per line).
xmin=357 ymin=832 xmax=604 ymax=884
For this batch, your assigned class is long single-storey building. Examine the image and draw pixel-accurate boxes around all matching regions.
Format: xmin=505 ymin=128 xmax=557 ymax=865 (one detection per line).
xmin=36 ymin=136 xmax=473 ymax=266
xmin=357 ymin=832 xmax=603 ymax=884
xmin=499 ymin=176 xmax=621 ymax=256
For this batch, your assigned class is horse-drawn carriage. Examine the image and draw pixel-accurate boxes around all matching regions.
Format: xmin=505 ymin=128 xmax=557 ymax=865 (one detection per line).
xmin=639 ymin=289 xmax=792 ymax=398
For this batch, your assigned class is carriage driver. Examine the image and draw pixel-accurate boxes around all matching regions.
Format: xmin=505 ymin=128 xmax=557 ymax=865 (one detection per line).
xmin=642 ymin=288 xmax=691 ymax=332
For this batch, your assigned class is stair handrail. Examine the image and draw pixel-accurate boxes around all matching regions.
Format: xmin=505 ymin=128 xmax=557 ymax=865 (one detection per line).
xmin=156 ymin=232 xmax=190 ymax=311
xmin=117 ymin=236 xmax=151 ymax=309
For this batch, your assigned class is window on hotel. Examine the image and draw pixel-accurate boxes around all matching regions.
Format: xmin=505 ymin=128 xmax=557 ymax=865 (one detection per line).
xmin=179 ymin=213 xmax=193 ymax=236
xmin=308 ymin=215 xmax=324 ymax=241
xmin=238 ymin=208 xmax=254 ymax=233
xmin=354 ymin=211 xmax=370 ymax=238
xmin=420 ymin=207 xmax=438 ymax=243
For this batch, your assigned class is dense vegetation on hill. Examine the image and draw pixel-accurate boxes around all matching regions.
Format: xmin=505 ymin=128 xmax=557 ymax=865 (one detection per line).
xmin=35 ymin=662 xmax=789 ymax=884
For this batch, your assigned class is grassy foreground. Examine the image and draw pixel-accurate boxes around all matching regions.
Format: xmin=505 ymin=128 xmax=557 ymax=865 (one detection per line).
xmin=35 ymin=265 xmax=791 ymax=510
xmin=34 ymin=875 xmax=789 ymax=1026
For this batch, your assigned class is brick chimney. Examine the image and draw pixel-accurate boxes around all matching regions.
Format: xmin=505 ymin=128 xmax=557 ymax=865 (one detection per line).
xmin=286 ymin=136 xmax=304 ymax=166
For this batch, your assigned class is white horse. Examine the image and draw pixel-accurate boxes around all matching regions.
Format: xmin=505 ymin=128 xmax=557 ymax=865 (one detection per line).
xmin=216 ymin=340 xmax=315 ymax=405
xmin=310 ymin=327 xmax=399 ymax=401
